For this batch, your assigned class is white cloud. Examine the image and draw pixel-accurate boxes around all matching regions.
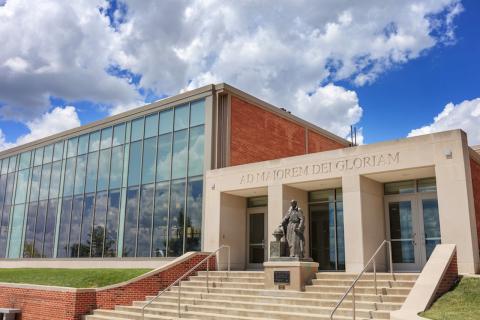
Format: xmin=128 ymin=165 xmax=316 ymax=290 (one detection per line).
xmin=0 ymin=106 xmax=81 ymax=151
xmin=408 ymin=98 xmax=480 ymax=145
xmin=295 ymin=84 xmax=364 ymax=143
xmin=0 ymin=0 xmax=140 ymax=121
xmin=0 ymin=0 xmax=463 ymax=142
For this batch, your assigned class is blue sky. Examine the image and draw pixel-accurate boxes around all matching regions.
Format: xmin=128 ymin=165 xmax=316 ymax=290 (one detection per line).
xmin=0 ymin=0 xmax=479 ymax=150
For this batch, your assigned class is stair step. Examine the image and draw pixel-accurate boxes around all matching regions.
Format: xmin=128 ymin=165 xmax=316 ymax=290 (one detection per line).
xmin=312 ymin=278 xmax=415 ymax=288
xmin=305 ymin=285 xmax=410 ymax=295
xmin=315 ymin=272 xmax=419 ymax=281
xmin=190 ymin=275 xmax=265 ymax=283
xmin=145 ymin=291 xmax=402 ymax=310
xmin=133 ymin=297 xmax=392 ymax=318
xmin=116 ymin=304 xmax=376 ymax=320
xmin=184 ymin=280 xmax=264 ymax=289
xmin=166 ymin=285 xmax=408 ymax=303
xmin=197 ymin=271 xmax=264 ymax=278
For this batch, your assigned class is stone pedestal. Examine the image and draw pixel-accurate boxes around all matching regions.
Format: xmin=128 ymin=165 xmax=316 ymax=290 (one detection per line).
xmin=263 ymin=260 xmax=319 ymax=291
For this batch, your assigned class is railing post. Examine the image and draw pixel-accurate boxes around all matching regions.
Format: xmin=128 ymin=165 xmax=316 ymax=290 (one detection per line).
xmin=178 ymin=281 xmax=181 ymax=318
xmin=207 ymin=256 xmax=210 ymax=293
xmin=388 ymin=241 xmax=393 ymax=275
xmin=373 ymin=259 xmax=377 ymax=295
xmin=352 ymin=286 xmax=356 ymax=320
xmin=227 ymin=245 xmax=231 ymax=277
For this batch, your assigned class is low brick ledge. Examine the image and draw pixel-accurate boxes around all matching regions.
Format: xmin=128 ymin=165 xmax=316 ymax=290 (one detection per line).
xmin=0 ymin=251 xmax=216 ymax=320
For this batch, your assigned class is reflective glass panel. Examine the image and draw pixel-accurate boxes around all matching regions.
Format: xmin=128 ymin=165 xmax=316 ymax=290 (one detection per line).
xmin=109 ymin=145 xmax=124 ymax=189
xmin=7 ymin=156 xmax=16 ymax=173
xmin=336 ymin=201 xmax=345 ymax=270
xmin=49 ymin=161 xmax=62 ymax=198
xmin=67 ymin=138 xmax=78 ymax=158
xmin=105 ymin=189 xmax=120 ymax=257
xmin=0 ymin=175 xmax=5 ymax=207
xmin=309 ymin=190 xmax=335 ymax=202
xmin=188 ymin=126 xmax=204 ymax=176
xmin=186 ymin=177 xmax=203 ymax=252
xmin=422 ymin=198 xmax=441 ymax=260
xmin=190 ymin=100 xmax=205 ymax=127
xmin=310 ymin=202 xmax=336 ymax=270
xmin=85 ymin=151 xmax=99 ymax=193
xmin=168 ymin=179 xmax=185 ymax=257
xmin=128 ymin=141 xmax=142 ymax=186
xmin=248 ymin=213 xmax=264 ymax=264
xmin=159 ymin=109 xmax=173 ymax=134
xmin=39 ymin=163 xmax=52 ymax=200
xmin=174 ymin=104 xmax=189 ymax=131
xmin=92 ymin=191 xmax=108 ymax=257
xmin=142 ymin=137 xmax=157 ymax=184
xmin=74 ymin=155 xmax=87 ymax=195
xmin=34 ymin=148 xmax=44 ymax=167
xmin=14 ymin=169 xmax=29 ymax=204
xmin=0 ymin=159 xmax=8 ymax=175
xmin=88 ymin=131 xmax=100 ymax=152
xmin=43 ymin=145 xmax=53 ymax=164
xmin=77 ymin=134 xmax=89 ymax=155
xmin=137 ymin=183 xmax=154 ymax=257
xmin=97 ymin=149 xmax=111 ymax=191
xmin=100 ymin=127 xmax=113 ymax=149
xmin=4 ymin=173 xmax=15 ymax=205
xmin=57 ymin=196 xmax=72 ymax=258
xmin=23 ymin=202 xmax=38 ymax=258
xmin=131 ymin=118 xmax=144 ymax=142
xmin=389 ymin=201 xmax=415 ymax=263
xmin=34 ymin=201 xmax=47 ymax=257
xmin=29 ymin=166 xmax=42 ymax=202
xmin=69 ymin=195 xmax=84 ymax=257
xmin=153 ymin=181 xmax=169 ymax=257
xmin=247 ymin=196 xmax=268 ymax=208
xmin=384 ymin=180 xmax=415 ymax=195
xmin=43 ymin=199 xmax=58 ymax=258
xmin=53 ymin=141 xmax=64 ymax=161
xmin=79 ymin=194 xmax=94 ymax=257
xmin=123 ymin=186 xmax=139 ymax=257
xmin=19 ymin=151 xmax=31 ymax=170
xmin=171 ymin=130 xmax=188 ymax=179
xmin=112 ymin=123 xmax=126 ymax=146
xmin=156 ymin=133 xmax=172 ymax=181
xmin=145 ymin=113 xmax=159 ymax=138
xmin=8 ymin=204 xmax=26 ymax=258
xmin=0 ymin=205 xmax=11 ymax=257
xmin=418 ymin=178 xmax=437 ymax=193
xmin=63 ymin=158 xmax=76 ymax=196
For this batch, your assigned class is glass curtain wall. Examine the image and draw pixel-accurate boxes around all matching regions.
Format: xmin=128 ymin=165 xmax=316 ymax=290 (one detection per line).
xmin=0 ymin=98 xmax=205 ymax=259
xmin=309 ymin=188 xmax=345 ymax=270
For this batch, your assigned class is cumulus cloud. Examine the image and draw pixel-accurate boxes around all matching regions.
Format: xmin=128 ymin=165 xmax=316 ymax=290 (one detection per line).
xmin=0 ymin=0 xmax=140 ymax=121
xmin=0 ymin=0 xmax=463 ymax=142
xmin=408 ymin=98 xmax=480 ymax=145
xmin=0 ymin=106 xmax=81 ymax=151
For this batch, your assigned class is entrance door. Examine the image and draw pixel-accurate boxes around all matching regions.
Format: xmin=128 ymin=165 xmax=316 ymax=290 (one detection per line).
xmin=247 ymin=207 xmax=267 ymax=269
xmin=385 ymin=193 xmax=440 ymax=271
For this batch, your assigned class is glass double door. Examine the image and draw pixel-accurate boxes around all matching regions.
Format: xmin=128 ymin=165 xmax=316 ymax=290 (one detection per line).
xmin=247 ymin=207 xmax=267 ymax=269
xmin=385 ymin=193 xmax=441 ymax=271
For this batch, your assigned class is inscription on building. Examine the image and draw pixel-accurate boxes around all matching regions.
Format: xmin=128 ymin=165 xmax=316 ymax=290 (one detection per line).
xmin=240 ymin=152 xmax=400 ymax=185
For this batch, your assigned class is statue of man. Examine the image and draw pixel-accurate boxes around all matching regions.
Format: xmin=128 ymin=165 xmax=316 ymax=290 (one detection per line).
xmin=281 ymin=200 xmax=305 ymax=258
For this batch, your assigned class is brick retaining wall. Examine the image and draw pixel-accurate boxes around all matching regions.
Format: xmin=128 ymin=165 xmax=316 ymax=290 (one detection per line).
xmin=0 ymin=252 xmax=215 ymax=320
xmin=434 ymin=251 xmax=458 ymax=301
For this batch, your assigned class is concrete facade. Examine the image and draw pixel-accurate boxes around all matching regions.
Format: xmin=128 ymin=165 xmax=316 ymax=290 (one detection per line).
xmin=204 ymin=129 xmax=480 ymax=274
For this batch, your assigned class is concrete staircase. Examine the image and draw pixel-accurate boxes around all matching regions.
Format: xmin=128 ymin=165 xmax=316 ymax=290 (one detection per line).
xmin=85 ymin=271 xmax=418 ymax=320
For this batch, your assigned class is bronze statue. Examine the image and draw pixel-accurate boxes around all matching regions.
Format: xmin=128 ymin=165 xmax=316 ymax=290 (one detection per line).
xmin=281 ymin=200 xmax=305 ymax=258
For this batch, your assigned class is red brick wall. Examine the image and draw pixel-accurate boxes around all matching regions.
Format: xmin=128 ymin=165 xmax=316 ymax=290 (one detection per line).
xmin=470 ymin=158 xmax=480 ymax=251
xmin=0 ymin=253 xmax=215 ymax=320
xmin=307 ymin=129 xmax=345 ymax=153
xmin=230 ymin=96 xmax=307 ymax=166
xmin=434 ymin=252 xmax=458 ymax=300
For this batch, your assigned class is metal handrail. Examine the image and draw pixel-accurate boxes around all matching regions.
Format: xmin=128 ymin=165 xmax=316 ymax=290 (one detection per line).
xmin=330 ymin=240 xmax=393 ymax=320
xmin=141 ymin=245 xmax=231 ymax=319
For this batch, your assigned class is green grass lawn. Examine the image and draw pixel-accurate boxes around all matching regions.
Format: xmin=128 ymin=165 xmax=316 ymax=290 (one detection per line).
xmin=0 ymin=268 xmax=152 ymax=288
xmin=420 ymin=277 xmax=480 ymax=320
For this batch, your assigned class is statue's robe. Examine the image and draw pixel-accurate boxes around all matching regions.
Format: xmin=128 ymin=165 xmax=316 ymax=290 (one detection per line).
xmin=281 ymin=207 xmax=305 ymax=258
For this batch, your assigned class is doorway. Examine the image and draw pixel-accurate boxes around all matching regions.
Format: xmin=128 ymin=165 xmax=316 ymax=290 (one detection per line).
xmin=246 ymin=206 xmax=267 ymax=269
xmin=384 ymin=181 xmax=440 ymax=272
